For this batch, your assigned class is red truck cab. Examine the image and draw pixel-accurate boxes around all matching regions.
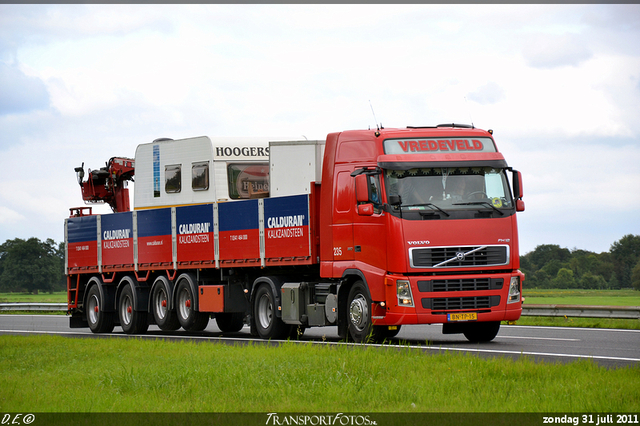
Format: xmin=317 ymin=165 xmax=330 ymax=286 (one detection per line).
xmin=320 ymin=125 xmax=524 ymax=342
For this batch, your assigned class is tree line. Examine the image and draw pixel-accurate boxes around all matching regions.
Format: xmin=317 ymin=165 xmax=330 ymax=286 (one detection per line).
xmin=520 ymin=234 xmax=640 ymax=290
xmin=0 ymin=238 xmax=65 ymax=293
xmin=1 ymin=234 xmax=639 ymax=294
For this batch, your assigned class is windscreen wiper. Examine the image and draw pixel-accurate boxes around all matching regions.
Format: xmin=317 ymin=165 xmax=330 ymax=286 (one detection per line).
xmin=402 ymin=203 xmax=450 ymax=217
xmin=452 ymin=201 xmax=504 ymax=216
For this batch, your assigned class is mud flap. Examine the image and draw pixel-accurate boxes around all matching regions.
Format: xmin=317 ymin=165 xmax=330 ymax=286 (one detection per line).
xmin=69 ymin=311 xmax=87 ymax=328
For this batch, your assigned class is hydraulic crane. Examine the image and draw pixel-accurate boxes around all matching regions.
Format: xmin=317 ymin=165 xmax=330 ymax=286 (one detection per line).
xmin=74 ymin=157 xmax=135 ymax=214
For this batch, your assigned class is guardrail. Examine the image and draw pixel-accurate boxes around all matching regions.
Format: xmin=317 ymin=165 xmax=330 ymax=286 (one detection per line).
xmin=522 ymin=304 xmax=640 ymax=320
xmin=0 ymin=303 xmax=68 ymax=312
xmin=1 ymin=302 xmax=639 ymax=319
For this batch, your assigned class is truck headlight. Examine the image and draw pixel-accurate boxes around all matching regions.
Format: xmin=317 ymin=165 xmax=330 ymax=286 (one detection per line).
xmin=507 ymin=276 xmax=520 ymax=304
xmin=396 ymin=280 xmax=414 ymax=307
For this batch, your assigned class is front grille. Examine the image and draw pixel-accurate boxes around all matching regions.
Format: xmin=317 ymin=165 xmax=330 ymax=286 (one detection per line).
xmin=410 ymin=245 xmax=508 ymax=268
xmin=422 ymin=296 xmax=500 ymax=311
xmin=417 ymin=278 xmax=503 ymax=292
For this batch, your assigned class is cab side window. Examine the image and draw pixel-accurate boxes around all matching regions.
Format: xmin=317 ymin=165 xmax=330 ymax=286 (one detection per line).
xmin=367 ymin=175 xmax=382 ymax=214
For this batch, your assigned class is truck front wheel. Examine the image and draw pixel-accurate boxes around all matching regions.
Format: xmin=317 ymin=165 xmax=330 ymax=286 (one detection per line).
xmin=86 ymin=284 xmax=115 ymax=334
xmin=347 ymin=281 xmax=372 ymax=343
xmin=253 ymin=283 xmax=288 ymax=340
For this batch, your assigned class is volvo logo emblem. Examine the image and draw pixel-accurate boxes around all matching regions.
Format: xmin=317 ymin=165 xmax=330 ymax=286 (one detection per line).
xmin=455 ymin=252 xmax=465 ymax=261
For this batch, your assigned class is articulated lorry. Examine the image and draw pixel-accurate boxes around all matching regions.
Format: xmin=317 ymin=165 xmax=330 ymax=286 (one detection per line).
xmin=66 ymin=124 xmax=525 ymax=342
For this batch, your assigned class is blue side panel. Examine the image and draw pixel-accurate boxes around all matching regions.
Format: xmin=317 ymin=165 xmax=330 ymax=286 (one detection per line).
xmin=176 ymin=203 xmax=214 ymax=234
xmin=101 ymin=212 xmax=133 ymax=238
xmin=67 ymin=215 xmax=97 ymax=243
xmin=176 ymin=203 xmax=215 ymax=263
xmin=101 ymin=212 xmax=134 ymax=265
xmin=138 ymin=208 xmax=172 ymax=237
xmin=264 ymin=195 xmax=310 ymax=228
xmin=218 ymin=199 xmax=259 ymax=232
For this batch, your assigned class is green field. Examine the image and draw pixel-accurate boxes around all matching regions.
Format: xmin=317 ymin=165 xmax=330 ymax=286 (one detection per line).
xmin=522 ymin=289 xmax=640 ymax=306
xmin=1 ymin=335 xmax=638 ymax=413
xmin=0 ymin=291 xmax=67 ymax=303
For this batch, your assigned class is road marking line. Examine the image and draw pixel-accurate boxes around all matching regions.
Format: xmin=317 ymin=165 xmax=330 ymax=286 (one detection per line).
xmin=506 ymin=324 xmax=640 ymax=333
xmin=498 ymin=336 xmax=580 ymax=341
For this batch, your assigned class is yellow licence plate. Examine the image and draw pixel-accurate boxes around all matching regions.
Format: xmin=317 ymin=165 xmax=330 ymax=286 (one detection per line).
xmin=448 ymin=312 xmax=477 ymax=322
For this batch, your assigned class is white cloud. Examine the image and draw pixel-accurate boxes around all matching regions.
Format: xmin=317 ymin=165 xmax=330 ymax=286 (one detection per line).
xmin=0 ymin=205 xmax=24 ymax=224
xmin=467 ymin=82 xmax=506 ymax=105
xmin=0 ymin=62 xmax=50 ymax=116
xmin=0 ymin=4 xmax=639 ymax=254
xmin=523 ymin=33 xmax=593 ymax=69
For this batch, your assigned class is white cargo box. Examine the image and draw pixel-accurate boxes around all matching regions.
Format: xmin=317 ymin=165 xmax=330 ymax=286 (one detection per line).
xmin=134 ymin=136 xmax=299 ymax=210
xmin=269 ymin=140 xmax=325 ymax=197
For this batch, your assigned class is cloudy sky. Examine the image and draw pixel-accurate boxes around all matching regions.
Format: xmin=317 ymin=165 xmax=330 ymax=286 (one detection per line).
xmin=1 ymin=4 xmax=639 ymax=255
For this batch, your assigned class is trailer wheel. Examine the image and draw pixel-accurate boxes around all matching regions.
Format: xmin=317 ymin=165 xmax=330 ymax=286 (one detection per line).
xmin=176 ymin=276 xmax=209 ymax=332
xmin=253 ymin=283 xmax=288 ymax=340
xmin=346 ymin=280 xmax=372 ymax=343
xmin=215 ymin=313 xmax=245 ymax=333
xmin=463 ymin=321 xmax=500 ymax=343
xmin=86 ymin=284 xmax=115 ymax=334
xmin=151 ymin=277 xmax=180 ymax=331
xmin=118 ymin=283 xmax=149 ymax=335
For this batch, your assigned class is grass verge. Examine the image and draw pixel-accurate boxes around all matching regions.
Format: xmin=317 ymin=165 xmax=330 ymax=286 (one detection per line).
xmin=1 ymin=335 xmax=638 ymax=413
xmin=523 ymin=289 xmax=640 ymax=306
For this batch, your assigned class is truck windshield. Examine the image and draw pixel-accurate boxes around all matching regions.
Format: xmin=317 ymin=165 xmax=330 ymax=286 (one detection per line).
xmin=384 ymin=167 xmax=513 ymax=212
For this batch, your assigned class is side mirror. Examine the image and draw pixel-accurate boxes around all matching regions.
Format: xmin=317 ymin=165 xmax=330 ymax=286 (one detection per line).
xmin=355 ymin=174 xmax=370 ymax=203
xmin=357 ymin=203 xmax=374 ymax=216
xmin=512 ymin=170 xmax=523 ymax=199
xmin=513 ymin=170 xmax=525 ymax=212
xmin=388 ymin=194 xmax=402 ymax=206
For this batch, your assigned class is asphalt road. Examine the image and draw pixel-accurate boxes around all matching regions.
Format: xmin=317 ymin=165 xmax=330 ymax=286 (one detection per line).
xmin=1 ymin=314 xmax=639 ymax=368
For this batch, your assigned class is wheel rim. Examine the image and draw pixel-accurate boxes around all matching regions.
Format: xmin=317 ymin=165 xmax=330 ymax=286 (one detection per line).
xmin=349 ymin=293 xmax=368 ymax=332
xmin=120 ymin=293 xmax=133 ymax=326
xmin=257 ymin=293 xmax=273 ymax=330
xmin=154 ymin=287 xmax=168 ymax=321
xmin=88 ymin=294 xmax=99 ymax=325
xmin=178 ymin=287 xmax=191 ymax=320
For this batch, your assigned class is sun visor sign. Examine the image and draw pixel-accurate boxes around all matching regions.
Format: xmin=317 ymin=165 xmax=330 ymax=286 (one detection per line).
xmin=384 ymin=137 xmax=497 ymax=155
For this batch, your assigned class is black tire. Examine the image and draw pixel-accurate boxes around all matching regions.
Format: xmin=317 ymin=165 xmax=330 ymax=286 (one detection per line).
xmin=86 ymin=284 xmax=115 ymax=334
xmin=215 ymin=312 xmax=245 ymax=333
xmin=175 ymin=275 xmax=209 ymax=332
xmin=346 ymin=280 xmax=373 ymax=343
xmin=118 ymin=282 xmax=149 ymax=335
xmin=151 ymin=276 xmax=180 ymax=331
xmin=463 ymin=321 xmax=500 ymax=343
xmin=253 ymin=283 xmax=288 ymax=340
